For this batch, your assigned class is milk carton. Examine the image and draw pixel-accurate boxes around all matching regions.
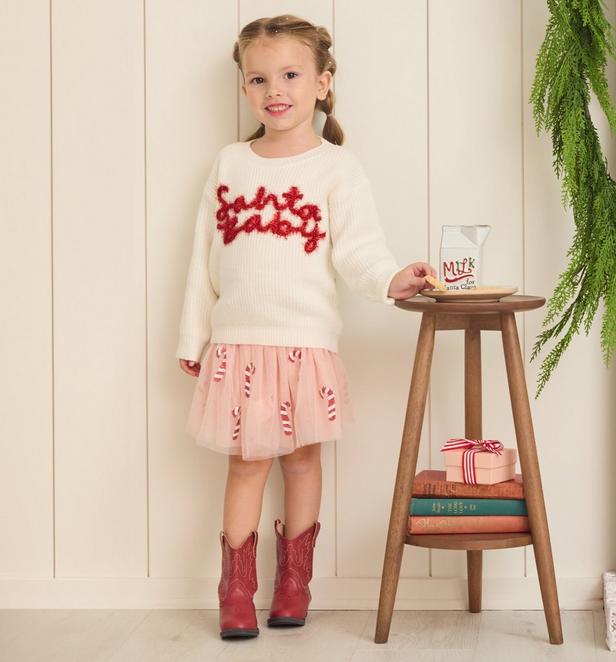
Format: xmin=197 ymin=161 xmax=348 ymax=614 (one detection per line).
xmin=439 ymin=225 xmax=491 ymax=290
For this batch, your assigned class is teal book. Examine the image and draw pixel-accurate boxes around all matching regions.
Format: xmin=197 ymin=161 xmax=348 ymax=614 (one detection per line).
xmin=410 ymin=497 xmax=527 ymax=516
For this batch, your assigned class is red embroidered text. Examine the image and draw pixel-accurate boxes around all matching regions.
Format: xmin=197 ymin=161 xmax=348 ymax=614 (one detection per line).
xmin=442 ymin=257 xmax=476 ymax=283
xmin=215 ymin=183 xmax=326 ymax=254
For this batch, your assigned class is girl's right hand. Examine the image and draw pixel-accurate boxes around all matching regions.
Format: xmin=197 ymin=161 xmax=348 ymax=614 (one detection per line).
xmin=179 ymin=358 xmax=200 ymax=377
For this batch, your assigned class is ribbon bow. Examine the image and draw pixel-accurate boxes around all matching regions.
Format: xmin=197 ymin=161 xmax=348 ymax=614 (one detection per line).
xmin=440 ymin=438 xmax=504 ymax=485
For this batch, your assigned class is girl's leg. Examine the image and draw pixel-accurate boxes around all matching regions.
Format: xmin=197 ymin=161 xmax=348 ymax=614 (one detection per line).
xmin=278 ymin=443 xmax=322 ymax=538
xmin=223 ymin=454 xmax=274 ymax=547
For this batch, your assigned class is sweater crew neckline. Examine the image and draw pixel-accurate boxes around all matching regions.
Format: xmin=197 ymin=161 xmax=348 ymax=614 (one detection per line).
xmin=244 ymin=137 xmax=329 ymax=163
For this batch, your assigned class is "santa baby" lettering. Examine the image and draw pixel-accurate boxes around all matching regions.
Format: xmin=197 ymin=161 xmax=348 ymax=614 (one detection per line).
xmin=215 ymin=183 xmax=326 ymax=254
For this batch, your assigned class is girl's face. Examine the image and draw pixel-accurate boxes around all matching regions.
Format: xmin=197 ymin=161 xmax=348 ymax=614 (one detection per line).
xmin=241 ymin=36 xmax=332 ymax=139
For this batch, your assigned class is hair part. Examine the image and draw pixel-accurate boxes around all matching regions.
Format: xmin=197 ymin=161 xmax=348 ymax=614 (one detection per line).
xmin=233 ymin=14 xmax=344 ymax=145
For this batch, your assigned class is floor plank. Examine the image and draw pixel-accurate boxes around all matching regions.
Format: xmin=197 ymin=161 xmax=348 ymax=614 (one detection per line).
xmin=0 ymin=609 xmax=609 ymax=662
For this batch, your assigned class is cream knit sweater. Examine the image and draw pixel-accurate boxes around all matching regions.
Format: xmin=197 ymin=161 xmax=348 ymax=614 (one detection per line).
xmin=175 ymin=137 xmax=401 ymax=363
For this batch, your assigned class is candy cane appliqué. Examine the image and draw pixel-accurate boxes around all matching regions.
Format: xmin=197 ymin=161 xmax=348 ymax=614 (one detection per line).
xmin=231 ymin=405 xmax=241 ymax=441
xmin=213 ymin=344 xmax=227 ymax=383
xmin=319 ymin=385 xmax=336 ymax=421
xmin=288 ymin=348 xmax=302 ymax=363
xmin=281 ymin=350 xmax=300 ymax=437
xmin=243 ymin=361 xmax=256 ymax=398
xmin=280 ymin=400 xmax=293 ymax=436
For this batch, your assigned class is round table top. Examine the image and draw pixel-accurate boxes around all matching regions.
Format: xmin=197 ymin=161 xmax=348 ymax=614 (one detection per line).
xmin=394 ymin=294 xmax=545 ymax=314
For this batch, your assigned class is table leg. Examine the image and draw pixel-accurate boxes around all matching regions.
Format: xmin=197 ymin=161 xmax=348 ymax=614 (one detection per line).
xmin=374 ymin=312 xmax=436 ymax=644
xmin=467 ymin=550 xmax=483 ymax=612
xmin=464 ymin=327 xmax=482 ymax=439
xmin=500 ymin=312 xmax=563 ymax=645
xmin=465 ymin=328 xmax=483 ymax=612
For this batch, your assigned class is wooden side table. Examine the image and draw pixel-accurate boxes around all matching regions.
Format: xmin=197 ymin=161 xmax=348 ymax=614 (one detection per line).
xmin=374 ymin=295 xmax=563 ymax=645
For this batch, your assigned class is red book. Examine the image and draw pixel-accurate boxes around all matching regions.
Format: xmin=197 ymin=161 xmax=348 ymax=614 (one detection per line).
xmin=412 ymin=470 xmax=524 ymax=500
xmin=408 ymin=515 xmax=529 ymax=534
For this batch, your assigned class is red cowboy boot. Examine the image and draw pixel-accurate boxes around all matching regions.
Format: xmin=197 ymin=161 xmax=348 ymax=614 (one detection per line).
xmin=267 ymin=518 xmax=321 ymax=627
xmin=218 ymin=529 xmax=259 ymax=639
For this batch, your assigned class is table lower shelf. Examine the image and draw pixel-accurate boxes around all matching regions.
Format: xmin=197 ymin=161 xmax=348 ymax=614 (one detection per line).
xmin=406 ymin=532 xmax=532 ymax=550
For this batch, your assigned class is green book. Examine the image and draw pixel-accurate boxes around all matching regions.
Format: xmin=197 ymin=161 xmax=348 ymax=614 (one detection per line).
xmin=410 ymin=497 xmax=527 ymax=516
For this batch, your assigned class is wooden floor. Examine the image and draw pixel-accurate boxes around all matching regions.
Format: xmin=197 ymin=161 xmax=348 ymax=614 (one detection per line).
xmin=0 ymin=609 xmax=612 ymax=661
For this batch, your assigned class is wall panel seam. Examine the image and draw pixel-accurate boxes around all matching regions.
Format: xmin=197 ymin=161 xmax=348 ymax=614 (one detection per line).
xmin=143 ymin=0 xmax=151 ymax=578
xmin=49 ymin=0 xmax=57 ymax=580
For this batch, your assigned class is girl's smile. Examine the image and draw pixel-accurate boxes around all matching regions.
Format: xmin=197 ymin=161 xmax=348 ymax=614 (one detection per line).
xmin=265 ymin=104 xmax=293 ymax=116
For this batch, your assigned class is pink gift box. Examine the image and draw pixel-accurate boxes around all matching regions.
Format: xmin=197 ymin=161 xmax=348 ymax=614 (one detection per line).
xmin=444 ymin=447 xmax=518 ymax=485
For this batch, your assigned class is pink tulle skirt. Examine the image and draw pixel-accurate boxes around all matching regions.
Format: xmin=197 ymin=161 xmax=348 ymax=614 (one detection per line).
xmin=184 ymin=342 xmax=356 ymax=461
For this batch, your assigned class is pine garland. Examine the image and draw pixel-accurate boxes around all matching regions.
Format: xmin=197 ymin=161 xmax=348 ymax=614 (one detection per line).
xmin=529 ymin=0 xmax=616 ymax=397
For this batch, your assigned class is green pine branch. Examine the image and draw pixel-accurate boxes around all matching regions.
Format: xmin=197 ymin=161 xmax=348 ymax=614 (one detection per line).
xmin=529 ymin=0 xmax=616 ymax=397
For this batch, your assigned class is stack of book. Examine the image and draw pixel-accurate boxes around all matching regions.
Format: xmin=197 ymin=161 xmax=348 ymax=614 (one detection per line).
xmin=408 ymin=469 xmax=528 ymax=534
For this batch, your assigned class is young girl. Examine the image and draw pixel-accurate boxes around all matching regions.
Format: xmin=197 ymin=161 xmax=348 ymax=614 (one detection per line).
xmin=175 ymin=14 xmax=436 ymax=641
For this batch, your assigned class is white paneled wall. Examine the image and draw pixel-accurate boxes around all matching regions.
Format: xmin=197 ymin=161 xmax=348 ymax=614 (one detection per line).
xmin=146 ymin=0 xmax=237 ymax=581
xmin=523 ymin=0 xmax=616 ymax=586
xmin=428 ymin=0 xmax=524 ymax=581
xmin=1 ymin=0 xmax=615 ymax=609
xmin=1 ymin=0 xmax=52 ymax=579
xmin=52 ymin=0 xmax=147 ymax=578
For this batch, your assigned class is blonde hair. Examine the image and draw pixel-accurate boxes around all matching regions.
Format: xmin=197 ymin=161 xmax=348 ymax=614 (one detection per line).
xmin=233 ymin=14 xmax=344 ymax=145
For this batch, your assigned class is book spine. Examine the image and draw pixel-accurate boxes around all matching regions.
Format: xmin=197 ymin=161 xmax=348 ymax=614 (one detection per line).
xmin=408 ymin=515 xmax=529 ymax=534
xmin=412 ymin=479 xmax=523 ymax=500
xmin=410 ymin=498 xmax=527 ymax=516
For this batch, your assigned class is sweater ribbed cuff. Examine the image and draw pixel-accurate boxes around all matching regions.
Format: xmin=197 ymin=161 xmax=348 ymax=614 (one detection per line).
xmin=378 ymin=264 xmax=400 ymax=305
xmin=175 ymin=335 xmax=209 ymax=363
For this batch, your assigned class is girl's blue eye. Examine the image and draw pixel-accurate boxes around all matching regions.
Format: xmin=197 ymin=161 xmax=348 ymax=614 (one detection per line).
xmin=249 ymin=72 xmax=298 ymax=84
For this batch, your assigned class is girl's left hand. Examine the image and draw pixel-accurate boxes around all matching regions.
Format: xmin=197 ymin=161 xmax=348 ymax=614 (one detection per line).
xmin=387 ymin=262 xmax=437 ymax=301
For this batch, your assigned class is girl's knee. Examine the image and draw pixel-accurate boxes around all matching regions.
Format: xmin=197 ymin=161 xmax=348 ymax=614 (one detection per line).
xmin=279 ymin=443 xmax=321 ymax=474
xmin=228 ymin=454 xmax=273 ymax=477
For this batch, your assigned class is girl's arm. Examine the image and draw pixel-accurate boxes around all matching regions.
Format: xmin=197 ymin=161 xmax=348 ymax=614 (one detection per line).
xmin=328 ymin=168 xmax=402 ymax=304
xmin=175 ymin=154 xmax=221 ymax=364
xmin=329 ymin=167 xmax=435 ymax=303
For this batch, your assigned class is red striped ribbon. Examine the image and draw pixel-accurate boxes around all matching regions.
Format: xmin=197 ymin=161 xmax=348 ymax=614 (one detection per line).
xmin=439 ymin=438 xmax=504 ymax=485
